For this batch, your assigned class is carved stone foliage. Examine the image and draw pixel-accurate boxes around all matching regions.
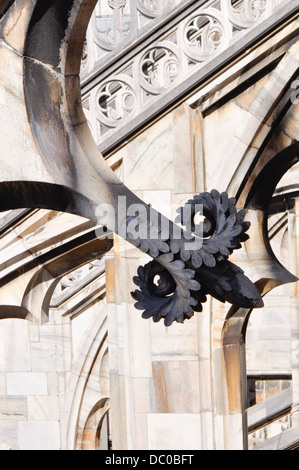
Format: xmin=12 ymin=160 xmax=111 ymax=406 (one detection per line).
xmin=81 ymin=0 xmax=285 ymax=150
xmin=131 ymin=190 xmax=264 ymax=326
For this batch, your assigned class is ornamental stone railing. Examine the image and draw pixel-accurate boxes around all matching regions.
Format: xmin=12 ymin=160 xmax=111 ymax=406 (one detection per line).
xmin=80 ymin=0 xmax=296 ymax=154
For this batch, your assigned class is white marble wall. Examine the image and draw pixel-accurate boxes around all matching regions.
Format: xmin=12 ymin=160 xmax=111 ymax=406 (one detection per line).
xmin=0 ymin=317 xmax=70 ymax=450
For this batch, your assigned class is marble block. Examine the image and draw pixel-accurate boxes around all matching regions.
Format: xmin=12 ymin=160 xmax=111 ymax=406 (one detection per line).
xmin=147 ymin=413 xmax=202 ymax=450
xmin=18 ymin=421 xmax=61 ymax=450
xmin=28 ymin=396 xmax=60 ymax=421
xmin=6 ymin=373 xmax=48 ymax=396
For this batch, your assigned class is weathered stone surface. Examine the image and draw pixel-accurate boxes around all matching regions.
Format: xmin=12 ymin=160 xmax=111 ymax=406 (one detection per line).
xmin=0 ymin=0 xmax=297 ymax=453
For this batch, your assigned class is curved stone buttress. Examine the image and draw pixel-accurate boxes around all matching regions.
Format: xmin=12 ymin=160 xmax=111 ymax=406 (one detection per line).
xmin=0 ymin=0 xmax=263 ymax=326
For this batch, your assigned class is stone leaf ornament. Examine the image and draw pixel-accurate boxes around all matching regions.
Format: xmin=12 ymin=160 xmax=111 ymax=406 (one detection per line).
xmin=132 ymin=190 xmax=264 ymax=326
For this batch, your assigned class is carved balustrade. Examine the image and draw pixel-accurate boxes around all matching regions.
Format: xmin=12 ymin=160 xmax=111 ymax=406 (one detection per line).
xmin=81 ymin=0 xmax=286 ymax=153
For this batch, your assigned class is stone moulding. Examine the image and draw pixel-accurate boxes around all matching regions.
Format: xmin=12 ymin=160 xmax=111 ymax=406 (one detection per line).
xmin=0 ymin=0 xmax=262 ymax=326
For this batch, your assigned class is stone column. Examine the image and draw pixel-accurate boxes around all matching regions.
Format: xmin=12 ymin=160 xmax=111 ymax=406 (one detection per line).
xmin=289 ymin=200 xmax=299 ymax=427
xmin=221 ymin=312 xmax=249 ymax=450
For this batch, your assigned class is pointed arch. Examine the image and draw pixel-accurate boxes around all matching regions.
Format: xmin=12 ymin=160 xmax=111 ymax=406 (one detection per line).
xmin=218 ymin=41 xmax=299 ymax=449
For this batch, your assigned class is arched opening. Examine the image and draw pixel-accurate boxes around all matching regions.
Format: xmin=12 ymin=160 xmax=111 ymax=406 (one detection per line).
xmin=96 ymin=409 xmax=112 ymax=450
xmin=78 ymin=349 xmax=111 ymax=451
xmin=268 ymin=162 xmax=299 ymax=278
xmin=245 ymin=162 xmax=299 ymax=449
xmin=81 ymin=399 xmax=111 ymax=450
xmin=221 ymin=146 xmax=299 ymax=450
xmin=246 ymin=284 xmax=293 ymax=449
